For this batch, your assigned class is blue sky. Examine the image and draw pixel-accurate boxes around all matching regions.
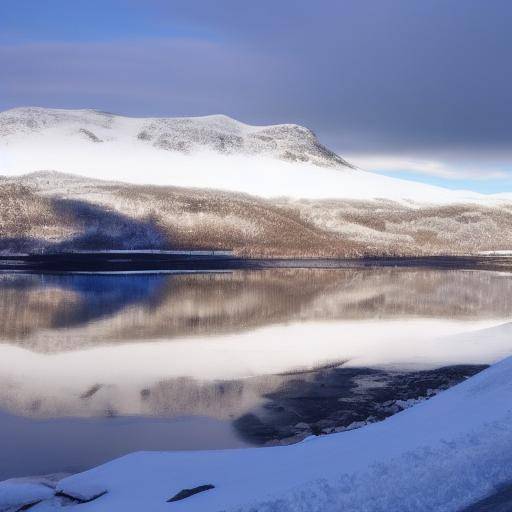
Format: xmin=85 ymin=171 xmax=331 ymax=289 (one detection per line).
xmin=1 ymin=0 xmax=512 ymax=192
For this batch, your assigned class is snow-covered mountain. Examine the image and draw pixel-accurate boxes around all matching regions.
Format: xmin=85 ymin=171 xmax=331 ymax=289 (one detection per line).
xmin=0 ymin=106 xmax=502 ymax=204
xmin=0 ymin=107 xmax=350 ymax=168
xmin=0 ymin=107 xmax=367 ymax=200
xmin=1 ymin=107 xmax=512 ymax=256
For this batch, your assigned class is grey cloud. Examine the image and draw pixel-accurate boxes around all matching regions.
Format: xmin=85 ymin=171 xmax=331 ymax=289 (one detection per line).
xmin=1 ymin=0 xmax=512 ymax=164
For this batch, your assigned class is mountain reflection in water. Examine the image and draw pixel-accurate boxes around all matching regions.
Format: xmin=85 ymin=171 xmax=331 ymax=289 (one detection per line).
xmin=2 ymin=268 xmax=512 ymax=348
xmin=0 ymin=268 xmax=512 ymax=477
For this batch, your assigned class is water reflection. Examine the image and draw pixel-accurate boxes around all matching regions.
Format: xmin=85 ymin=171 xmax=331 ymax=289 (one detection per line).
xmin=0 ymin=273 xmax=167 ymax=340
xmin=1 ymin=268 xmax=512 ymax=477
xmin=2 ymin=269 xmax=512 ymax=349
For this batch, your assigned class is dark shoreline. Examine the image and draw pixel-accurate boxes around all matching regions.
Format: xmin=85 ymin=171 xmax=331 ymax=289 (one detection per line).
xmin=1 ymin=252 xmax=512 ymax=273
xmin=233 ymin=364 xmax=487 ymax=446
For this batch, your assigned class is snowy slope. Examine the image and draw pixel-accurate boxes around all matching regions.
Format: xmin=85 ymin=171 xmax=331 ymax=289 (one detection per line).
xmin=2 ymin=323 xmax=512 ymax=511
xmin=0 ymin=107 xmax=499 ymax=204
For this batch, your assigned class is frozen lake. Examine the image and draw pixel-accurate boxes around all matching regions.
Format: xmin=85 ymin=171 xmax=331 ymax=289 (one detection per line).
xmin=1 ymin=268 xmax=512 ymax=479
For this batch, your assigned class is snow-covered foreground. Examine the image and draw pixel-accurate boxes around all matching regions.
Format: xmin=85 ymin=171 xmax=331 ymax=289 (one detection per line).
xmin=2 ymin=323 xmax=512 ymax=511
xmin=1 ymin=354 xmax=511 ymax=511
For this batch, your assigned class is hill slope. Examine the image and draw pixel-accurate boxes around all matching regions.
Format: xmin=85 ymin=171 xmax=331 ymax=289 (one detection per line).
xmin=1 ymin=107 xmax=512 ymax=255
xmin=2 ymin=171 xmax=512 ymax=256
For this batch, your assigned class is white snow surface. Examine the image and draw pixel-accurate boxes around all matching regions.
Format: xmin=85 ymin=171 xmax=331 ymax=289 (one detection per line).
xmin=0 ymin=475 xmax=63 ymax=512
xmin=0 ymin=481 xmax=53 ymax=511
xmin=2 ymin=323 xmax=512 ymax=511
xmin=0 ymin=107 xmax=504 ymax=204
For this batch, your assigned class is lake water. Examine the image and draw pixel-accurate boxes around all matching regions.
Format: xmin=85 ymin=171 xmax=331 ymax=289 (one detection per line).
xmin=1 ymin=268 xmax=512 ymax=479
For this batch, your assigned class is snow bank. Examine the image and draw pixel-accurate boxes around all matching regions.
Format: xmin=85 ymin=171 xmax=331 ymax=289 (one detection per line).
xmin=5 ymin=342 xmax=511 ymax=511
xmin=0 ymin=475 xmax=61 ymax=512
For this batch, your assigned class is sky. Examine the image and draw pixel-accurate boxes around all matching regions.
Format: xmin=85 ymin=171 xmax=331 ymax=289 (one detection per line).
xmin=1 ymin=0 xmax=511 ymax=192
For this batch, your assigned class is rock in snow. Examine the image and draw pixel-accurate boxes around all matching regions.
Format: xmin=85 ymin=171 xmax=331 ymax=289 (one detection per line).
xmin=167 ymin=484 xmax=215 ymax=502
xmin=55 ymin=481 xmax=107 ymax=503
xmin=2 ymin=323 xmax=512 ymax=511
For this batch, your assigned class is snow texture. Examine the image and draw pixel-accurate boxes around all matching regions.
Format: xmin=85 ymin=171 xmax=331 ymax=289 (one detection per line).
xmin=0 ymin=475 xmax=62 ymax=512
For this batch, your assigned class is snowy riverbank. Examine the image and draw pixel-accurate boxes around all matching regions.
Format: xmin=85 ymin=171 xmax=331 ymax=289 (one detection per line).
xmin=2 ymin=325 xmax=512 ymax=511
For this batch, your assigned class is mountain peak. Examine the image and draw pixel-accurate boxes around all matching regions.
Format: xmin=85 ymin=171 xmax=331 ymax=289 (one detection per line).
xmin=0 ymin=107 xmax=354 ymax=169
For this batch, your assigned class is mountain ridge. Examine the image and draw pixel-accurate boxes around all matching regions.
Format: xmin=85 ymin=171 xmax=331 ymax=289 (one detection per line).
xmin=0 ymin=106 xmax=353 ymax=169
